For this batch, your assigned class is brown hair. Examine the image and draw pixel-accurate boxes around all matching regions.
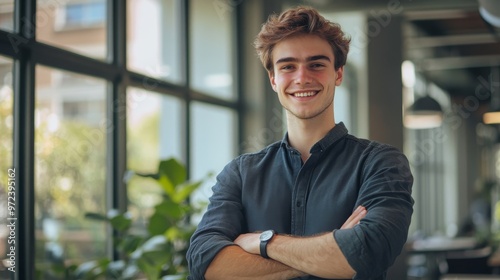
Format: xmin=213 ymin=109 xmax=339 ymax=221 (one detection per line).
xmin=254 ymin=6 xmax=350 ymax=72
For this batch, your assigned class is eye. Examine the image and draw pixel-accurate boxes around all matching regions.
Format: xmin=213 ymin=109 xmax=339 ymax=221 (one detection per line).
xmin=281 ymin=65 xmax=294 ymax=70
xmin=310 ymin=63 xmax=325 ymax=69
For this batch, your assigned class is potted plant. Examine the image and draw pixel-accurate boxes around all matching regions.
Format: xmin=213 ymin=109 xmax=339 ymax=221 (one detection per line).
xmin=71 ymin=158 xmax=208 ymax=279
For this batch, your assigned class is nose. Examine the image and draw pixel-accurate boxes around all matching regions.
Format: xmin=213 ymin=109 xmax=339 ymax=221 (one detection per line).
xmin=294 ymin=65 xmax=312 ymax=85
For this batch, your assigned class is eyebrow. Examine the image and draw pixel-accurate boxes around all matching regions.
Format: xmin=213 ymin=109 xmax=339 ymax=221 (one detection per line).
xmin=275 ymin=55 xmax=331 ymax=64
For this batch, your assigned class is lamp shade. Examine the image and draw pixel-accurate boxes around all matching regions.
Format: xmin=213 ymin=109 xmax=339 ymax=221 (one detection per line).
xmin=478 ymin=0 xmax=500 ymax=28
xmin=483 ymin=111 xmax=500 ymax=124
xmin=482 ymin=66 xmax=500 ymax=124
xmin=404 ymin=95 xmax=444 ymax=129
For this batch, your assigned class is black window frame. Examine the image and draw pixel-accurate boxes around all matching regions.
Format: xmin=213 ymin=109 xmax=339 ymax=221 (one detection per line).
xmin=2 ymin=1 xmax=244 ymax=279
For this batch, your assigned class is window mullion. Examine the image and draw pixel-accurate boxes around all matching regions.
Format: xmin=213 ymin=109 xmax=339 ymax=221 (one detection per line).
xmin=14 ymin=0 xmax=36 ymax=279
xmin=108 ymin=0 xmax=128 ymax=262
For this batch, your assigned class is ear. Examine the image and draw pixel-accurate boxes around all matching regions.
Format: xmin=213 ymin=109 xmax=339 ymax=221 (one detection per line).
xmin=268 ymin=71 xmax=277 ymax=92
xmin=335 ymin=66 xmax=344 ymax=86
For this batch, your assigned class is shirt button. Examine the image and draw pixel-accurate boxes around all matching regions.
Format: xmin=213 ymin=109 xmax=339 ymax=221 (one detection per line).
xmin=296 ymin=201 xmax=302 ymax=207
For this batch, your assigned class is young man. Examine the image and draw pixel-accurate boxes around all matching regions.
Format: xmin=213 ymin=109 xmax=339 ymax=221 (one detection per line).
xmin=187 ymin=6 xmax=413 ymax=280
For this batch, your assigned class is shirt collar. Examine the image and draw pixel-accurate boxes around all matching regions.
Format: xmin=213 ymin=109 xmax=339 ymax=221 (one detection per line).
xmin=281 ymin=122 xmax=349 ymax=153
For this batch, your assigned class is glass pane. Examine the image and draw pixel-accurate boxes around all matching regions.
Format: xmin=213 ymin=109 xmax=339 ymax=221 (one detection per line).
xmin=126 ymin=88 xmax=184 ymax=230
xmin=190 ymin=0 xmax=235 ymax=100
xmin=35 ymin=65 xmax=107 ymax=277
xmin=37 ymin=0 xmax=107 ymax=59
xmin=127 ymin=0 xmax=183 ymax=84
xmin=0 ymin=0 xmax=14 ymax=31
xmin=0 ymin=56 xmax=13 ymax=279
xmin=190 ymin=102 xmax=236 ymax=222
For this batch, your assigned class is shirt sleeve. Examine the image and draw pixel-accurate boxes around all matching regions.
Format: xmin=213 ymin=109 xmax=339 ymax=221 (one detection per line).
xmin=334 ymin=144 xmax=414 ymax=279
xmin=186 ymin=158 xmax=245 ymax=279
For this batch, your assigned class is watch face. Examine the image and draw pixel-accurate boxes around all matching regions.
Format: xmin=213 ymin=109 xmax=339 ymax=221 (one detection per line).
xmin=260 ymin=230 xmax=274 ymax=241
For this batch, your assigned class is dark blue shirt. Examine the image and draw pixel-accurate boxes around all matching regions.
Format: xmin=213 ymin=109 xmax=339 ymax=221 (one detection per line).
xmin=187 ymin=123 xmax=414 ymax=279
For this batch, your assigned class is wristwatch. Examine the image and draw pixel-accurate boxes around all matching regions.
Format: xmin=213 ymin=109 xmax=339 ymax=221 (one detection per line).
xmin=259 ymin=230 xmax=275 ymax=259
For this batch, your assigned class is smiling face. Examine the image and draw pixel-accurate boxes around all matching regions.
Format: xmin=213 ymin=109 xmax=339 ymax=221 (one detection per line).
xmin=269 ymin=34 xmax=343 ymax=121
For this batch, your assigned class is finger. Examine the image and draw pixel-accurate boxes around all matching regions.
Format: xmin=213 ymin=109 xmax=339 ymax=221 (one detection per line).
xmin=342 ymin=206 xmax=364 ymax=226
xmin=341 ymin=206 xmax=367 ymax=229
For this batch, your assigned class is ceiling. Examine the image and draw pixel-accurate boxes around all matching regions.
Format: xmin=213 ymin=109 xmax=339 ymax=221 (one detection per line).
xmin=404 ymin=6 xmax=500 ymax=105
xmin=289 ymin=0 xmax=500 ymax=115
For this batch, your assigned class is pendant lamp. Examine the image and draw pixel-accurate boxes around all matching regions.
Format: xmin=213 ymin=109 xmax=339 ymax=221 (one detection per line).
xmin=483 ymin=66 xmax=500 ymax=125
xmin=478 ymin=0 xmax=500 ymax=28
xmin=404 ymin=95 xmax=444 ymax=129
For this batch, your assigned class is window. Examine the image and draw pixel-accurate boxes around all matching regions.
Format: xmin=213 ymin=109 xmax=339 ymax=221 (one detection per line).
xmin=126 ymin=88 xmax=184 ymax=229
xmin=190 ymin=102 xmax=237 ymax=222
xmin=189 ymin=0 xmax=236 ymax=100
xmin=1 ymin=0 xmax=241 ymax=278
xmin=0 ymin=56 xmax=13 ymax=280
xmin=57 ymin=1 xmax=106 ymax=29
xmin=127 ymin=0 xmax=183 ymax=83
xmin=0 ymin=0 xmax=14 ymax=31
xmin=37 ymin=0 xmax=107 ymax=59
xmin=34 ymin=66 xmax=108 ymax=273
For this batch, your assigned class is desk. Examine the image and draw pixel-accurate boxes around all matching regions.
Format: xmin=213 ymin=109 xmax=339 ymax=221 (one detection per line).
xmin=411 ymin=237 xmax=478 ymax=253
xmin=408 ymin=237 xmax=478 ymax=280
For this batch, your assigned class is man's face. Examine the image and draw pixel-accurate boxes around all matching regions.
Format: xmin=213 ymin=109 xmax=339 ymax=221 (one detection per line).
xmin=269 ymin=34 xmax=343 ymax=121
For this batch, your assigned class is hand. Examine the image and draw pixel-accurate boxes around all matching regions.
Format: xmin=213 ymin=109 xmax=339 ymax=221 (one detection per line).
xmin=234 ymin=206 xmax=367 ymax=255
xmin=234 ymin=232 xmax=260 ymax=255
xmin=341 ymin=205 xmax=367 ymax=229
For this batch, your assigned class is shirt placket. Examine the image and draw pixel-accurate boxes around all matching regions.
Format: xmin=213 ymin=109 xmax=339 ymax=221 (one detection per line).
xmin=291 ymin=151 xmax=320 ymax=236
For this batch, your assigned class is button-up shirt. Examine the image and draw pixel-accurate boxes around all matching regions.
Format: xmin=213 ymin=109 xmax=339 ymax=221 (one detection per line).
xmin=187 ymin=123 xmax=414 ymax=279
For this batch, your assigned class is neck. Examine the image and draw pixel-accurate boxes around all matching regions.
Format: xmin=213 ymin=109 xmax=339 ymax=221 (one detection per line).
xmin=286 ymin=111 xmax=335 ymax=162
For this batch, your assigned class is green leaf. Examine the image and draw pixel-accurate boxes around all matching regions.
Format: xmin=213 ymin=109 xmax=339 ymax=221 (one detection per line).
xmin=134 ymin=236 xmax=172 ymax=279
xmin=143 ymin=238 xmax=171 ymax=263
xmin=120 ymin=262 xmax=140 ymax=279
xmin=141 ymin=235 xmax=169 ymax=252
xmin=159 ymin=158 xmax=186 ymax=186
xmin=108 ymin=211 xmax=132 ymax=231
xmin=147 ymin=212 xmax=171 ymax=235
xmin=119 ymin=235 xmax=144 ymax=254
xmin=158 ymin=175 xmax=175 ymax=196
xmin=142 ymin=249 xmax=171 ymax=267
xmin=172 ymin=180 xmax=203 ymax=203
xmin=165 ymin=227 xmax=182 ymax=241
xmin=136 ymin=257 xmax=160 ymax=280
xmin=155 ymin=199 xmax=184 ymax=219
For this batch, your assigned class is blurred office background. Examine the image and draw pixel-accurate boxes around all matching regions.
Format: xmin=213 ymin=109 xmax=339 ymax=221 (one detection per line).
xmin=0 ymin=0 xmax=499 ymax=279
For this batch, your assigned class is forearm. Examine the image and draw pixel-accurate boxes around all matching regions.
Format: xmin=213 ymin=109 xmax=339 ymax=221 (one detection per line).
xmin=205 ymin=245 xmax=307 ymax=280
xmin=267 ymin=233 xmax=355 ymax=279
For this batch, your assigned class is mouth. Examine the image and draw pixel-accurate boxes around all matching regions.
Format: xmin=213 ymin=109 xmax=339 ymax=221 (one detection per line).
xmin=290 ymin=91 xmax=319 ymax=98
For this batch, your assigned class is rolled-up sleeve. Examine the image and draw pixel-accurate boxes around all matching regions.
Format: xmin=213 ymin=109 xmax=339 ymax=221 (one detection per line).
xmin=334 ymin=145 xmax=414 ymax=279
xmin=186 ymin=158 xmax=245 ymax=279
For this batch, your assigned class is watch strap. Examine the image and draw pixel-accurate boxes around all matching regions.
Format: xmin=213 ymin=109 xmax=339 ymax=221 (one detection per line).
xmin=260 ymin=238 xmax=270 ymax=259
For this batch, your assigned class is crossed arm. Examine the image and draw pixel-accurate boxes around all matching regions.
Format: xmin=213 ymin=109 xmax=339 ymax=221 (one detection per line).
xmin=204 ymin=206 xmax=367 ymax=279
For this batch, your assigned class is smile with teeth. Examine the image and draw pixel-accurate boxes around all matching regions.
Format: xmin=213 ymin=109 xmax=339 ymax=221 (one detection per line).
xmin=293 ymin=91 xmax=317 ymax=97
